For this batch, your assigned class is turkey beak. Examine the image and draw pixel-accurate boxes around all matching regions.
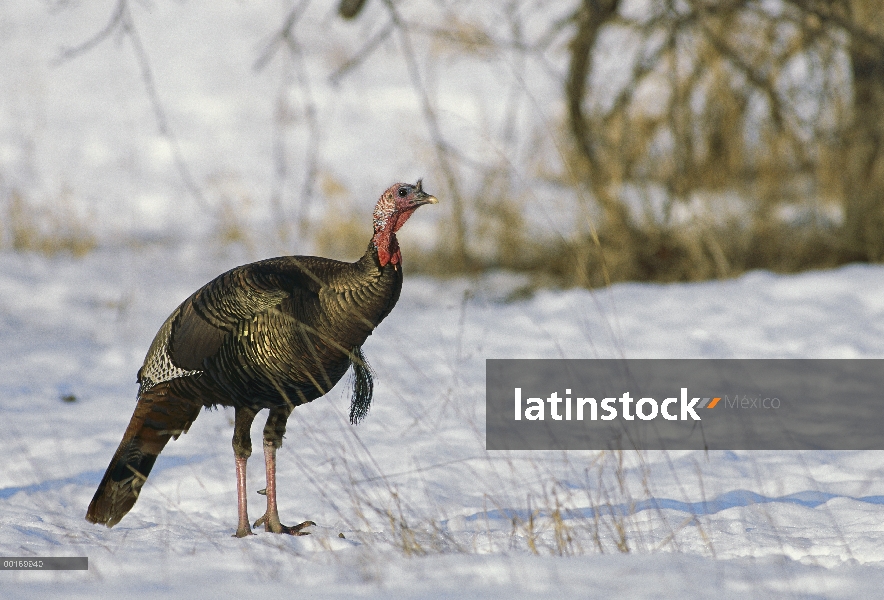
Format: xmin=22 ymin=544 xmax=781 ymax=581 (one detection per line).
xmin=414 ymin=191 xmax=438 ymax=206
xmin=411 ymin=179 xmax=437 ymax=206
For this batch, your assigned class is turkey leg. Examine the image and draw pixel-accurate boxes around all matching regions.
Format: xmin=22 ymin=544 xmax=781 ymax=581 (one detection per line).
xmin=232 ymin=406 xmax=257 ymax=537
xmin=253 ymin=440 xmax=315 ymax=535
xmin=233 ymin=456 xmax=253 ymax=537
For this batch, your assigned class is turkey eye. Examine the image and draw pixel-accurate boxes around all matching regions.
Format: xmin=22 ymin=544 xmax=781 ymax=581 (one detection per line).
xmin=397 ymin=187 xmax=408 ymax=198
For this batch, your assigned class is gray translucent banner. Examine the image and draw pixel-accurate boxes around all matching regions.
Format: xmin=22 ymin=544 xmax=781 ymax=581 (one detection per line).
xmin=486 ymin=359 xmax=884 ymax=450
xmin=0 ymin=557 xmax=88 ymax=570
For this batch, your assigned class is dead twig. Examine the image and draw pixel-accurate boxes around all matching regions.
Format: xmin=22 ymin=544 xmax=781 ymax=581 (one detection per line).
xmin=54 ymin=0 xmax=208 ymax=209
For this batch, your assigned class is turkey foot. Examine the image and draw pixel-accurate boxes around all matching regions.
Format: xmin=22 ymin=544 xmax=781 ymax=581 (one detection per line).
xmin=233 ymin=525 xmax=255 ymax=538
xmin=253 ymin=512 xmax=315 ymax=535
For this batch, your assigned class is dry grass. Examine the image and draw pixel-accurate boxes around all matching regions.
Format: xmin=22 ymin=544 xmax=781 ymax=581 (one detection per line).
xmin=337 ymin=449 xmax=717 ymax=558
xmin=211 ymin=190 xmax=255 ymax=252
xmin=312 ymin=176 xmax=371 ymax=262
xmin=8 ymin=0 xmax=878 ymax=291
xmin=3 ymin=188 xmax=97 ymax=257
xmin=405 ymin=194 xmax=857 ymax=291
xmin=2 ymin=175 xmax=860 ymax=293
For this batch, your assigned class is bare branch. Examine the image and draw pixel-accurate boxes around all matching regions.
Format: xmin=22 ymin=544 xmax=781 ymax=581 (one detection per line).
xmin=54 ymin=0 xmax=207 ymax=208
xmin=284 ymin=34 xmax=322 ymax=238
xmin=565 ymin=0 xmax=631 ymax=226
xmin=786 ymin=0 xmax=884 ymax=59
xmin=120 ymin=4 xmax=208 ymax=208
xmin=255 ymin=0 xmax=321 ymax=239
xmin=329 ymin=21 xmax=395 ymax=85
xmin=253 ymin=0 xmax=313 ymax=72
xmin=53 ymin=0 xmax=126 ymax=65
xmin=697 ymin=16 xmax=786 ymax=131
xmin=380 ymin=0 xmax=469 ymax=267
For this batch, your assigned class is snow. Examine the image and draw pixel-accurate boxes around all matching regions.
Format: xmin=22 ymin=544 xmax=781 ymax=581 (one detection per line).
xmin=3 ymin=248 xmax=884 ymax=597
xmin=3 ymin=1 xmax=884 ymax=597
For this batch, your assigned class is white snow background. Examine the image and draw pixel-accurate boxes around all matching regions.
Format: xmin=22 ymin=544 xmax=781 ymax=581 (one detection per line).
xmin=3 ymin=1 xmax=884 ymax=597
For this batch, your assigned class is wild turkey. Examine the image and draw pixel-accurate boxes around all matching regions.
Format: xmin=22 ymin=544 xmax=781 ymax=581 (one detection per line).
xmin=86 ymin=181 xmax=437 ymax=537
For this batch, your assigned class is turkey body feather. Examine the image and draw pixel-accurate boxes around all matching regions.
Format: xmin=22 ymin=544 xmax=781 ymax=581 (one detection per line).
xmin=142 ymin=251 xmax=401 ymax=411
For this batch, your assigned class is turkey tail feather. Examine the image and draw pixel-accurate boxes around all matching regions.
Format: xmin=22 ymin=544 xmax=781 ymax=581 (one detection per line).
xmin=86 ymin=383 xmax=202 ymax=527
xmin=349 ymin=346 xmax=373 ymax=425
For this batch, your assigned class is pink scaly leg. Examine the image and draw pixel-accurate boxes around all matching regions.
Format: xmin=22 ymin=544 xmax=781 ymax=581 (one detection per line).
xmin=232 ymin=456 xmax=253 ymax=537
xmin=253 ymin=441 xmax=315 ymax=535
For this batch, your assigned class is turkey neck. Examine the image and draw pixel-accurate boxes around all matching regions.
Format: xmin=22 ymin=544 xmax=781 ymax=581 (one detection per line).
xmin=321 ymin=242 xmax=404 ymax=340
xmin=346 ymin=241 xmax=402 ymax=328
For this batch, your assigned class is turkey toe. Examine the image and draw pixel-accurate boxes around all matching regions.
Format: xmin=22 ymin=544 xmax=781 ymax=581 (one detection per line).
xmin=254 ymin=514 xmax=315 ymax=535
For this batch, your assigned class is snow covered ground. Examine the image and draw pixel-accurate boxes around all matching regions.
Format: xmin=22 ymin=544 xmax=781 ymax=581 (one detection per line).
xmin=3 ymin=1 xmax=884 ymax=597
xmin=3 ymin=247 xmax=884 ymax=597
